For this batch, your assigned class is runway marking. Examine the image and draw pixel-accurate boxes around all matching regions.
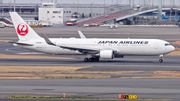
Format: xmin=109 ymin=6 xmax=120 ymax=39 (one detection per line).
xmin=6 ymin=49 xmax=17 ymax=53
xmin=90 ymin=65 xmax=180 ymax=68
xmin=0 ymin=54 xmax=73 ymax=59
xmin=0 ymin=40 xmax=11 ymax=42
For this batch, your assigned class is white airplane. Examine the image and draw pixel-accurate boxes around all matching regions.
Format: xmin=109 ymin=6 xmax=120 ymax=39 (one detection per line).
xmin=10 ymin=12 xmax=175 ymax=63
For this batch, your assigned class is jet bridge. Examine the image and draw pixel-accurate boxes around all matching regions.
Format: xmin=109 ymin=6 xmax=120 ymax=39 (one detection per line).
xmin=116 ymin=8 xmax=180 ymax=23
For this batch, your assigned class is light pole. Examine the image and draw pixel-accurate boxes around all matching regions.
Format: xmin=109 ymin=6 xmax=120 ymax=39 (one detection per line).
xmin=104 ymin=0 xmax=105 ymax=16
xmin=131 ymin=0 xmax=134 ymax=8
xmin=90 ymin=2 xmax=93 ymax=18
xmin=14 ymin=0 xmax=16 ymax=12
xmin=170 ymin=8 xmax=173 ymax=22
xmin=144 ymin=0 xmax=145 ymax=6
xmin=158 ymin=0 xmax=162 ymax=21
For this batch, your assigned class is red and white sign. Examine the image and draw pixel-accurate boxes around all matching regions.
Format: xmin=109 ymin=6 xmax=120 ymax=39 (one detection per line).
xmin=17 ymin=23 xmax=29 ymax=36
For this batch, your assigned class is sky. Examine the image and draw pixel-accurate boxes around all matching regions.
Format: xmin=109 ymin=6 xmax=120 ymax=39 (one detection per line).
xmin=3 ymin=0 xmax=180 ymax=6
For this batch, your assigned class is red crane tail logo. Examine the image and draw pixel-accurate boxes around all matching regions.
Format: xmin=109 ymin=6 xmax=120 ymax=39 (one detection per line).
xmin=17 ymin=23 xmax=29 ymax=36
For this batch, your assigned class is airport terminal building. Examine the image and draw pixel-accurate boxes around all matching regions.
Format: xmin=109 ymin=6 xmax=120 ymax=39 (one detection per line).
xmin=38 ymin=2 xmax=105 ymax=24
xmin=1 ymin=0 xmax=179 ymax=27
xmin=0 ymin=1 xmax=108 ymax=25
xmin=38 ymin=2 xmax=64 ymax=25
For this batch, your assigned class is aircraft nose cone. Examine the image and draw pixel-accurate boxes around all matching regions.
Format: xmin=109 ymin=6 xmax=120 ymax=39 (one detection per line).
xmin=170 ymin=46 xmax=175 ymax=51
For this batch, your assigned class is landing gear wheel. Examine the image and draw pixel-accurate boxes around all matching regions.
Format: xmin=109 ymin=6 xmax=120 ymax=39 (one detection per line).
xmin=84 ymin=58 xmax=89 ymax=62
xmin=84 ymin=57 xmax=99 ymax=62
xmin=159 ymin=59 xmax=163 ymax=63
xmin=94 ymin=57 xmax=99 ymax=62
xmin=88 ymin=58 xmax=93 ymax=62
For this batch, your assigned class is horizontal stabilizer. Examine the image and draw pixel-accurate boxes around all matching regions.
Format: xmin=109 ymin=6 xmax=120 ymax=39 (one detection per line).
xmin=9 ymin=41 xmax=33 ymax=46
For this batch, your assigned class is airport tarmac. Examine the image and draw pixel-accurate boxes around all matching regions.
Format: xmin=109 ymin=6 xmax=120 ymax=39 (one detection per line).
xmin=0 ymin=100 xmax=134 ymax=101
xmin=0 ymin=26 xmax=180 ymax=101
xmin=0 ymin=79 xmax=180 ymax=101
xmin=1 ymin=26 xmax=180 ymax=41
xmin=0 ymin=42 xmax=180 ymax=73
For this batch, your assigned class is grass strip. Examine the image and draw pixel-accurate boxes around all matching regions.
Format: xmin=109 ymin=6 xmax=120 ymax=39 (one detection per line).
xmin=0 ymin=40 xmax=11 ymax=42
xmin=9 ymin=95 xmax=118 ymax=100
xmin=9 ymin=95 xmax=170 ymax=101
xmin=0 ymin=65 xmax=143 ymax=80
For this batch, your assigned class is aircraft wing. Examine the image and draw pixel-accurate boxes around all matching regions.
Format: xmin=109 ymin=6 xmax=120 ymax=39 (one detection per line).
xmin=41 ymin=33 xmax=116 ymax=54
xmin=60 ymin=45 xmax=99 ymax=54
xmin=78 ymin=30 xmax=86 ymax=39
xmin=60 ymin=45 xmax=117 ymax=54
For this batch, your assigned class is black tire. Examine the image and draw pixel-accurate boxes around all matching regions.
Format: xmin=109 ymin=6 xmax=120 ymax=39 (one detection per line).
xmin=88 ymin=58 xmax=93 ymax=62
xmin=96 ymin=58 xmax=99 ymax=62
xmin=94 ymin=57 xmax=99 ymax=62
xmin=84 ymin=58 xmax=89 ymax=62
xmin=159 ymin=59 xmax=163 ymax=63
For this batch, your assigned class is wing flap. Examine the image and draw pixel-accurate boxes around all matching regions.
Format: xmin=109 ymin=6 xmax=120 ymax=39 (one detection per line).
xmin=60 ymin=45 xmax=99 ymax=54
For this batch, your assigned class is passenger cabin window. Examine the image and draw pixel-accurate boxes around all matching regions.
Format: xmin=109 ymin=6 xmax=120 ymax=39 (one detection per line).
xmin=165 ymin=43 xmax=171 ymax=46
xmin=53 ymin=11 xmax=60 ymax=13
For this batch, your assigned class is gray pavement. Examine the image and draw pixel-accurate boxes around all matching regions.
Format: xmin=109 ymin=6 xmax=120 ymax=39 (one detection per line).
xmin=1 ymin=26 xmax=180 ymax=41
xmin=0 ymin=79 xmax=179 ymax=100
xmin=2 ymin=99 xmax=136 ymax=101
xmin=0 ymin=56 xmax=180 ymax=70
xmin=0 ymin=26 xmax=180 ymax=101
xmin=1 ymin=41 xmax=180 ymax=72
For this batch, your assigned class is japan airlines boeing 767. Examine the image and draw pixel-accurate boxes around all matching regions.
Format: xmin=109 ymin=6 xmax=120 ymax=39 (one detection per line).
xmin=10 ymin=12 xmax=175 ymax=63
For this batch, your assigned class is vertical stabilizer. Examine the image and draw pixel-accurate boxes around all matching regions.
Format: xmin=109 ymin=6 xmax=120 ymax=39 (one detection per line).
xmin=9 ymin=12 xmax=42 ymax=41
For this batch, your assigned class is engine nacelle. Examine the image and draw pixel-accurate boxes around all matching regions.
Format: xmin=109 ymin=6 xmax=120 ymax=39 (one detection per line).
xmin=100 ymin=50 xmax=114 ymax=59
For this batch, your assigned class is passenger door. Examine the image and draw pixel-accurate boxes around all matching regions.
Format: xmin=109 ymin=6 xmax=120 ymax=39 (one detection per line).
xmin=154 ymin=42 xmax=158 ymax=49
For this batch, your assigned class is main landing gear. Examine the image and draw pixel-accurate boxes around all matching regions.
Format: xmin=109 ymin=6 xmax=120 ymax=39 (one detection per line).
xmin=159 ymin=54 xmax=163 ymax=63
xmin=84 ymin=57 xmax=99 ymax=62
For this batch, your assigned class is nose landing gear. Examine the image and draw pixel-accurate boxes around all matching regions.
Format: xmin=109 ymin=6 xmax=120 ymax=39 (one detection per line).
xmin=159 ymin=58 xmax=163 ymax=63
xmin=159 ymin=54 xmax=163 ymax=63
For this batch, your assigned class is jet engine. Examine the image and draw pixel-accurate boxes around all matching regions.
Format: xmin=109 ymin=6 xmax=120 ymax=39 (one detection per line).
xmin=99 ymin=50 xmax=114 ymax=59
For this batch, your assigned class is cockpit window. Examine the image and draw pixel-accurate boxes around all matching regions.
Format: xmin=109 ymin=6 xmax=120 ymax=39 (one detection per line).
xmin=165 ymin=43 xmax=171 ymax=46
